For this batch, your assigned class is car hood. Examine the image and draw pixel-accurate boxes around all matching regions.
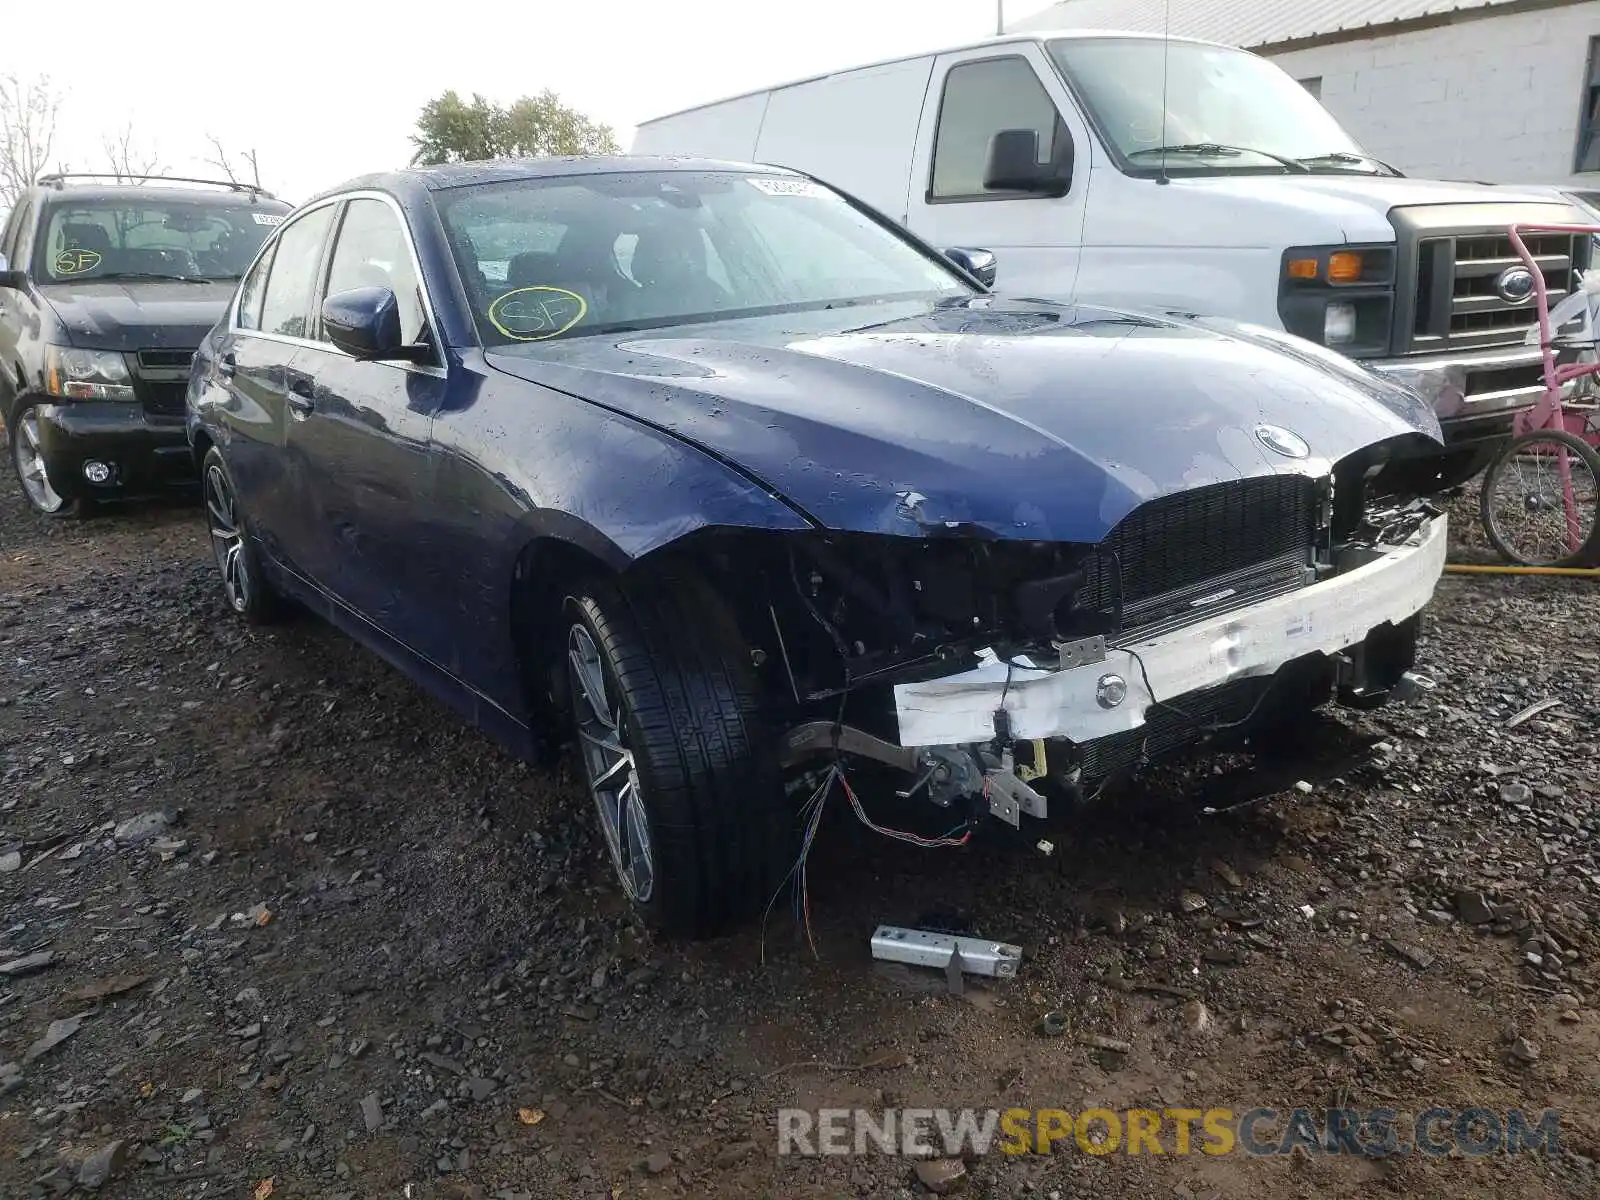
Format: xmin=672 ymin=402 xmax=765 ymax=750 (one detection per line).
xmin=1125 ymin=175 xmax=1584 ymax=246
xmin=484 ymin=297 xmax=1441 ymax=544
xmin=40 ymin=279 xmax=237 ymax=351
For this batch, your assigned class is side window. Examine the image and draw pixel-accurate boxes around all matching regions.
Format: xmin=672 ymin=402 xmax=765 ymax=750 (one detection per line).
xmin=258 ymin=205 xmax=335 ymax=339
xmin=236 ymin=242 xmax=276 ymax=331
xmin=323 ymin=198 xmax=426 ymax=345
xmin=930 ymin=57 xmax=1066 ymax=200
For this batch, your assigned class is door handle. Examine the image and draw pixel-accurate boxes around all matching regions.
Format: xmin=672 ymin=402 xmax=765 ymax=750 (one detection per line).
xmin=286 ymin=372 xmax=315 ymax=416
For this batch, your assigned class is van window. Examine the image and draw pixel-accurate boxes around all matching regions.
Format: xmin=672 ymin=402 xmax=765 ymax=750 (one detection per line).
xmin=930 ymin=57 xmax=1065 ymax=200
xmin=1049 ymin=38 xmax=1362 ymax=172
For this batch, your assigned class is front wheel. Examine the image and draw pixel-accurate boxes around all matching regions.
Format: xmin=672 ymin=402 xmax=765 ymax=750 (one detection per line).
xmin=1479 ymin=429 xmax=1600 ymax=567
xmin=562 ymin=568 xmax=790 ymax=938
xmin=8 ymin=404 xmax=90 ymax=518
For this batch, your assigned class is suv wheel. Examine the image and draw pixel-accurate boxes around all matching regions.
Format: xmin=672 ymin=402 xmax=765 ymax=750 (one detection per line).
xmin=202 ymin=446 xmax=281 ymax=623
xmin=9 ymin=404 xmax=89 ymax=518
xmin=562 ymin=568 xmax=791 ymax=938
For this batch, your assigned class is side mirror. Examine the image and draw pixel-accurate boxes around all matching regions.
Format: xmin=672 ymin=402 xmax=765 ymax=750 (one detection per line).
xmin=944 ymin=247 xmax=998 ymax=288
xmin=984 ymin=127 xmax=1073 ymax=197
xmin=321 ymin=286 xmax=429 ymax=363
xmin=0 ymin=252 xmax=25 ymax=291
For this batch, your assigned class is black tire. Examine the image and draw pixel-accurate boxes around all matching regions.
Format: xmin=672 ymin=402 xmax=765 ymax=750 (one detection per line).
xmin=7 ymin=402 xmax=92 ymax=518
xmin=563 ymin=567 xmax=790 ymax=938
xmin=201 ymin=445 xmax=283 ymax=623
xmin=1479 ymin=429 xmax=1600 ymax=568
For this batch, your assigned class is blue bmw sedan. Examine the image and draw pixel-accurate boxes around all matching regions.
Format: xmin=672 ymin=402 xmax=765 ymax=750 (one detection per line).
xmin=187 ymin=157 xmax=1448 ymax=936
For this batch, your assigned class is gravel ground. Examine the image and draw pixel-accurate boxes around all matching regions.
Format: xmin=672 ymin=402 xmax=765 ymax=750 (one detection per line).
xmin=0 ymin=472 xmax=1597 ymax=1200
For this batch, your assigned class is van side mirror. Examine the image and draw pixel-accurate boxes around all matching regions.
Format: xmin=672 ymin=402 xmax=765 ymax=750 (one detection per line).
xmin=322 ymin=286 xmax=430 ymax=363
xmin=984 ymin=128 xmax=1073 ymax=197
xmin=944 ymin=247 xmax=998 ymax=287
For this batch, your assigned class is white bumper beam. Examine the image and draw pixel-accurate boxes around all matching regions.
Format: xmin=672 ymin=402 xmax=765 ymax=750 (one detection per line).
xmin=893 ymin=514 xmax=1447 ymax=748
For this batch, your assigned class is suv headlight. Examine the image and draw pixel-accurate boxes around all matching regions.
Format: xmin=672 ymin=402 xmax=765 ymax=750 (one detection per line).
xmin=44 ymin=346 xmax=135 ymax=401
xmin=1278 ymin=245 xmax=1396 ymax=358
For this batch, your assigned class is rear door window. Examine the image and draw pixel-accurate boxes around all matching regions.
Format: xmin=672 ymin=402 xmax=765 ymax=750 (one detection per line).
xmin=258 ymin=206 xmax=335 ymax=340
xmin=236 ymin=243 xmax=276 ymax=331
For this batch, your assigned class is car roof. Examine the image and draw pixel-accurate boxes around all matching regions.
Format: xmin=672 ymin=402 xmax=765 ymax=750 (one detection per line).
xmin=302 ymin=155 xmax=801 ymax=207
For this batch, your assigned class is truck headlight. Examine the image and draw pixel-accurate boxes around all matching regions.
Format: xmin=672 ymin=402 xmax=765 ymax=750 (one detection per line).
xmin=44 ymin=346 xmax=135 ymax=401
xmin=1278 ymin=245 xmax=1395 ymax=357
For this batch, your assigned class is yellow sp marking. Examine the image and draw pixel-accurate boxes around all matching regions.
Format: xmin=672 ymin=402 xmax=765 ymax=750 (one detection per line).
xmin=487 ymin=286 xmax=587 ymax=341
xmin=54 ymin=248 xmax=102 ymax=275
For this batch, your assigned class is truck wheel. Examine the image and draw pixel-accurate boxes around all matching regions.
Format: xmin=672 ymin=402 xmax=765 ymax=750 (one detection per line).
xmin=562 ymin=568 xmax=789 ymax=938
xmin=8 ymin=403 xmax=91 ymax=518
xmin=201 ymin=445 xmax=283 ymax=623
xmin=1479 ymin=429 xmax=1600 ymax=568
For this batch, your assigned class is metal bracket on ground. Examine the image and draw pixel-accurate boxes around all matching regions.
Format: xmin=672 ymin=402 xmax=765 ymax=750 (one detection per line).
xmin=870 ymin=925 xmax=1023 ymax=979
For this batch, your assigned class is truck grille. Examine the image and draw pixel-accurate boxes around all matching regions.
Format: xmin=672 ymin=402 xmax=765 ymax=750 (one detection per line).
xmin=129 ymin=347 xmax=196 ymax=418
xmin=1411 ymin=230 xmax=1580 ymax=354
xmin=1079 ymin=475 xmax=1318 ymax=636
xmin=134 ymin=380 xmax=187 ymax=416
xmin=136 ymin=349 xmax=195 ymax=371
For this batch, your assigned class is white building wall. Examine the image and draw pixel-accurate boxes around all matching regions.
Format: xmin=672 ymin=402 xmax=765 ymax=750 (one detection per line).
xmin=1268 ymin=2 xmax=1600 ymax=185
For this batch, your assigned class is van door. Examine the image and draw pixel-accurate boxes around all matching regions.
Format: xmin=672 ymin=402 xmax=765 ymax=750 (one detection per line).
xmin=905 ymin=44 xmax=1091 ymax=301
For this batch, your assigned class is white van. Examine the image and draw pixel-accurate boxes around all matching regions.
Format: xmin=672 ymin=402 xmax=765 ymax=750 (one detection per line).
xmin=633 ymin=30 xmax=1589 ymax=486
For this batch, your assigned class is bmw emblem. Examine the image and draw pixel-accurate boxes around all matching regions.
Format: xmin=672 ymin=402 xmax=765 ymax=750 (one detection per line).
xmin=1494 ymin=264 xmax=1536 ymax=305
xmin=1254 ymin=424 xmax=1310 ymax=459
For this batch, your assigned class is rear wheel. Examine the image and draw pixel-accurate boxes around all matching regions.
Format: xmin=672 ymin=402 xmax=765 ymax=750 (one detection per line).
xmin=562 ymin=568 xmax=790 ymax=938
xmin=202 ymin=445 xmax=283 ymax=623
xmin=8 ymin=403 xmax=90 ymax=518
xmin=1479 ymin=429 xmax=1600 ymax=567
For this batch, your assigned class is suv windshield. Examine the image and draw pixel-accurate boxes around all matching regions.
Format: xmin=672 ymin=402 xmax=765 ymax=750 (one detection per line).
xmin=438 ymin=171 xmax=972 ymax=345
xmin=36 ymin=198 xmax=287 ymax=283
xmin=1048 ymin=38 xmax=1366 ymax=172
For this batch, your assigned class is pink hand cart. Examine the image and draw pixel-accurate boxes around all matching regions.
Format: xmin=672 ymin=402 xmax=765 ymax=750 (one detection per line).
xmin=1475 ymin=223 xmax=1600 ymax=567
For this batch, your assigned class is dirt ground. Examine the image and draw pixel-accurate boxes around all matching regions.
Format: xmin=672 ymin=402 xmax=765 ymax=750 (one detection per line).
xmin=0 ymin=468 xmax=1597 ymax=1200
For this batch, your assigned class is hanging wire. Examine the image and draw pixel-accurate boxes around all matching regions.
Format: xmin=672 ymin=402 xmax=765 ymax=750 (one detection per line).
xmin=760 ymin=765 xmax=838 ymax=964
xmin=838 ymin=766 xmax=973 ymax=849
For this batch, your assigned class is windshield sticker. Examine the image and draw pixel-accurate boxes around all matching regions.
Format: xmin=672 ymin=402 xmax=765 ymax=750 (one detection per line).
xmin=252 ymin=212 xmax=285 ymax=226
xmin=746 ymin=177 xmax=827 ymax=198
xmin=53 ymin=248 xmax=101 ymax=275
xmin=487 ymin=286 xmax=588 ymax=341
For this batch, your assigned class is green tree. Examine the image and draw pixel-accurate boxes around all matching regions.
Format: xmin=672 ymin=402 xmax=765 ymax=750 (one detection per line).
xmin=409 ymin=89 xmax=620 ymax=166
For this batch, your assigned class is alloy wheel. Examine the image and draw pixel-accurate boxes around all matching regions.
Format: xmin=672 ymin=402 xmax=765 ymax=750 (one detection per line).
xmin=204 ymin=463 xmax=251 ymax=612
xmin=13 ymin=408 xmax=66 ymax=513
xmin=566 ymin=622 xmax=655 ymax=903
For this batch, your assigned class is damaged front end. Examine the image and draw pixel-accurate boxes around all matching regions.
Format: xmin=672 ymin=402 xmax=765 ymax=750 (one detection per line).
xmin=685 ymin=435 xmax=1446 ymax=836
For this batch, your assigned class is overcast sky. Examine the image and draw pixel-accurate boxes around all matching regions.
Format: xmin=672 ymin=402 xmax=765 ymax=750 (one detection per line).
xmin=1 ymin=0 xmax=1059 ymax=203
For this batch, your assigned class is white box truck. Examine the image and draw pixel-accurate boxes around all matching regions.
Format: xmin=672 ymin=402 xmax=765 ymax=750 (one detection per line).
xmin=633 ymin=29 xmax=1590 ymax=487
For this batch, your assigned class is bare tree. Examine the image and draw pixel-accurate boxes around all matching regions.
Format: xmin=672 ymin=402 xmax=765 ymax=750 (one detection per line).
xmin=0 ymin=72 xmax=62 ymax=206
xmin=102 ymin=122 xmax=162 ymax=183
xmin=203 ymin=134 xmax=260 ymax=188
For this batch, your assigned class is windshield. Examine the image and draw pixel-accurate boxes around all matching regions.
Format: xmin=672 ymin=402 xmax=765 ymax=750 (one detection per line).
xmin=1047 ymin=38 xmax=1365 ymax=171
xmin=37 ymin=198 xmax=288 ymax=283
xmin=437 ymin=171 xmax=973 ymax=345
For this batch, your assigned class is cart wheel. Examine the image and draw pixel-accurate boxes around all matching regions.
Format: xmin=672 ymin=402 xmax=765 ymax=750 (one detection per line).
xmin=1479 ymin=429 xmax=1600 ymax=567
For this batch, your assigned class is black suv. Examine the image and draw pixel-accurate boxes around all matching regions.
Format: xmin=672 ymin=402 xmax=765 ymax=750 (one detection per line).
xmin=0 ymin=174 xmax=292 ymax=516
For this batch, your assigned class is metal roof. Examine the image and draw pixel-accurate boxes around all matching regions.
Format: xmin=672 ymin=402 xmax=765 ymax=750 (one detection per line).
xmin=1010 ymin=0 xmax=1549 ymax=50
